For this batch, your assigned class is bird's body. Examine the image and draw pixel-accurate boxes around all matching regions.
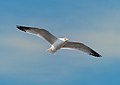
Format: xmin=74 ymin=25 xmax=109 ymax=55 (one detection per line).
xmin=17 ymin=25 xmax=102 ymax=57
xmin=48 ymin=38 xmax=68 ymax=53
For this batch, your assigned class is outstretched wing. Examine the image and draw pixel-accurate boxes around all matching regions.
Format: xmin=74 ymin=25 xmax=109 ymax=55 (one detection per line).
xmin=62 ymin=42 xmax=102 ymax=57
xmin=17 ymin=25 xmax=58 ymax=44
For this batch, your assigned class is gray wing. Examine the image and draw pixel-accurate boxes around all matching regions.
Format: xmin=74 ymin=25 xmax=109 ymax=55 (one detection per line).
xmin=62 ymin=42 xmax=102 ymax=57
xmin=17 ymin=25 xmax=57 ymax=44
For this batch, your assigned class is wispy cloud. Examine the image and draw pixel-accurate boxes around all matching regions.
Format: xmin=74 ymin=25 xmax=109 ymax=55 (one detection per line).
xmin=72 ymin=30 xmax=120 ymax=57
xmin=0 ymin=35 xmax=46 ymax=52
xmin=68 ymin=9 xmax=120 ymax=57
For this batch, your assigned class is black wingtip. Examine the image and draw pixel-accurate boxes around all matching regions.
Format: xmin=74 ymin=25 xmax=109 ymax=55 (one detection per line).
xmin=16 ymin=25 xmax=30 ymax=32
xmin=90 ymin=50 xmax=102 ymax=57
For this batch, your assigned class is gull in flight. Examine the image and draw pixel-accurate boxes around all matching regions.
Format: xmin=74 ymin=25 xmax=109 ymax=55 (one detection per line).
xmin=17 ymin=25 xmax=102 ymax=57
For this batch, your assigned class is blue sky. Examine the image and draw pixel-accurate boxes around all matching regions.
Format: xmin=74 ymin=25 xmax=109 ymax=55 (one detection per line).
xmin=0 ymin=0 xmax=120 ymax=85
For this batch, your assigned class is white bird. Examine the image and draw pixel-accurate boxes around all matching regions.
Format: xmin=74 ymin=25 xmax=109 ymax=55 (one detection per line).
xmin=17 ymin=25 xmax=102 ymax=57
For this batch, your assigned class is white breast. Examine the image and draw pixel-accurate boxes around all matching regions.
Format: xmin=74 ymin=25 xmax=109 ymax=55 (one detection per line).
xmin=53 ymin=38 xmax=65 ymax=47
xmin=48 ymin=38 xmax=66 ymax=53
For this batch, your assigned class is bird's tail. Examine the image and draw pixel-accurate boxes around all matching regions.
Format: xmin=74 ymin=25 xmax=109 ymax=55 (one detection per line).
xmin=47 ymin=48 xmax=57 ymax=54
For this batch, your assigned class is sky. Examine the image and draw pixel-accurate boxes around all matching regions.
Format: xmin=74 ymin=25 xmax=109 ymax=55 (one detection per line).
xmin=0 ymin=0 xmax=120 ymax=85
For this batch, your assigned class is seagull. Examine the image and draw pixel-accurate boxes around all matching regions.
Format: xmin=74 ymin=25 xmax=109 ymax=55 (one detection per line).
xmin=17 ymin=25 xmax=102 ymax=57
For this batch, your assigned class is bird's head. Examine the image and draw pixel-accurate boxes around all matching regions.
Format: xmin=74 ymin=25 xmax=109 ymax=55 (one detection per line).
xmin=64 ymin=37 xmax=69 ymax=41
xmin=59 ymin=37 xmax=69 ymax=42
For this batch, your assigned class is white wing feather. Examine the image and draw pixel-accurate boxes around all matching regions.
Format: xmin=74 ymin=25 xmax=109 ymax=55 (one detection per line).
xmin=17 ymin=26 xmax=58 ymax=44
xmin=62 ymin=42 xmax=102 ymax=57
